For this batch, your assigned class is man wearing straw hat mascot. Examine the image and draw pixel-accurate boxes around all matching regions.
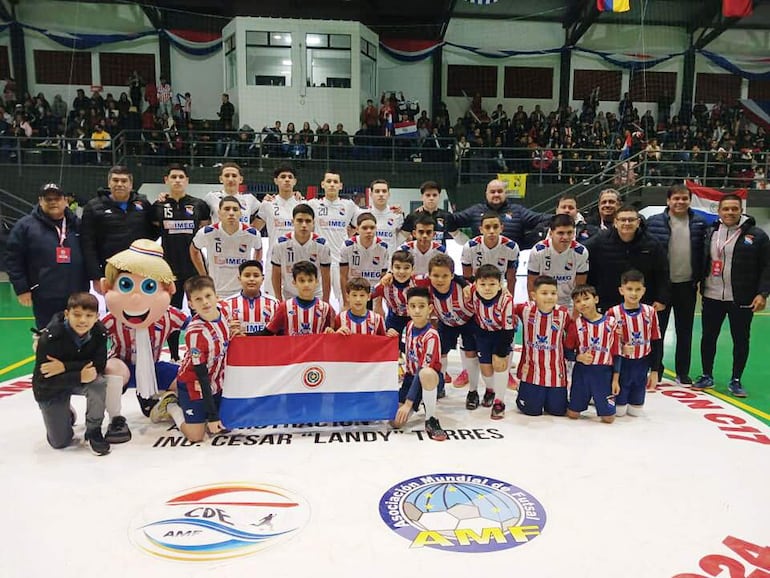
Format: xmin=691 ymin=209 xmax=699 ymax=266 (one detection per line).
xmin=101 ymin=239 xmax=188 ymax=443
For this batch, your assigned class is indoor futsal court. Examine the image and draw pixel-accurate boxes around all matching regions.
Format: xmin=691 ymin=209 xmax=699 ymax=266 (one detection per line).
xmin=2 ymin=279 xmax=770 ymax=578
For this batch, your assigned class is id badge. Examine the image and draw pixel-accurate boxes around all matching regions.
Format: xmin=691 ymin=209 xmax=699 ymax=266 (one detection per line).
xmin=711 ymin=260 xmax=723 ymax=277
xmin=56 ymin=246 xmax=71 ymax=263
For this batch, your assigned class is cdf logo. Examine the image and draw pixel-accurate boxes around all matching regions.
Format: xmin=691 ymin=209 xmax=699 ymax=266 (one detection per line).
xmin=130 ymin=483 xmax=310 ymax=562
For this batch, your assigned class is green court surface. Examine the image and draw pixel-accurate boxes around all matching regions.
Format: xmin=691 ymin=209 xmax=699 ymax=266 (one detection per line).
xmin=1 ymin=281 xmax=769 ymax=424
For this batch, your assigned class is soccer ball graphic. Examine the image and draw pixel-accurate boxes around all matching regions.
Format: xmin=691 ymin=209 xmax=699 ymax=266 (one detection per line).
xmin=401 ymin=482 xmax=522 ymax=539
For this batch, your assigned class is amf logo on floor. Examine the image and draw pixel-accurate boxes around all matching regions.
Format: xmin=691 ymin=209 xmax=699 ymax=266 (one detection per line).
xmin=379 ymin=473 xmax=547 ymax=553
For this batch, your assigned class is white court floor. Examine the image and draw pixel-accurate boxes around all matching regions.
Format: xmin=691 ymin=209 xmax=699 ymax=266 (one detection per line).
xmin=2 ymin=352 xmax=770 ymax=578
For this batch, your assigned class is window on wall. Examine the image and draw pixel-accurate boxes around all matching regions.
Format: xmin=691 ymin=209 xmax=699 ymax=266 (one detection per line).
xmin=225 ymin=34 xmax=237 ymax=88
xmin=504 ymin=67 xmax=553 ymax=99
xmin=447 ymin=65 xmax=497 ymax=98
xmin=360 ymin=38 xmax=377 ymax=100
xmin=695 ymin=73 xmax=741 ymax=104
xmin=34 ymin=50 xmax=92 ymax=85
xmin=628 ymin=71 xmax=677 ymax=103
xmin=306 ymin=33 xmax=351 ymax=88
xmin=99 ymin=53 xmax=155 ymax=87
xmin=572 ymin=69 xmax=622 ymax=102
xmin=246 ymin=31 xmax=292 ymax=86
xmin=0 ymin=46 xmax=9 ymax=79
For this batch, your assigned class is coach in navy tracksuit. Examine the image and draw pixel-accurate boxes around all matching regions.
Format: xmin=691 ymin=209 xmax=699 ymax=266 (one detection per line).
xmin=447 ymin=178 xmax=550 ymax=249
xmin=6 ymin=183 xmax=88 ymax=328
xmin=646 ymin=184 xmax=708 ymax=384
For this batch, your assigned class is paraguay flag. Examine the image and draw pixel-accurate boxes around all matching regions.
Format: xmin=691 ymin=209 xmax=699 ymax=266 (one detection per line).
xmin=686 ymin=180 xmax=748 ymax=224
xmin=619 ymin=132 xmax=633 ymax=160
xmin=220 ymin=334 xmax=399 ymax=427
xmin=597 ymin=0 xmax=631 ymax=12
xmin=394 ymin=121 xmax=418 ymax=138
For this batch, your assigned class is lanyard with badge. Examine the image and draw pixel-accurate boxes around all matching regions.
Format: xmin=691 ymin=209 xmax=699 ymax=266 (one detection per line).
xmin=55 ymin=218 xmax=71 ymax=263
xmin=711 ymin=226 xmax=741 ymax=277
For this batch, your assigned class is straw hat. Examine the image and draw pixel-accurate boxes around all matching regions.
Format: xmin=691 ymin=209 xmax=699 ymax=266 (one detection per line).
xmin=106 ymin=239 xmax=176 ymax=284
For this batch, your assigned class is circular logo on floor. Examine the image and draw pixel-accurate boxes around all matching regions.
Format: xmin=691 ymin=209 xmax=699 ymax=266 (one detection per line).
xmin=379 ymin=473 xmax=546 ymax=553
xmin=130 ymin=482 xmax=310 ymax=562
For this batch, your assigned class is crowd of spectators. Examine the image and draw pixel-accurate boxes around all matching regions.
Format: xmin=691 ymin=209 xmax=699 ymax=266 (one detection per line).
xmin=2 ymin=75 xmax=768 ymax=188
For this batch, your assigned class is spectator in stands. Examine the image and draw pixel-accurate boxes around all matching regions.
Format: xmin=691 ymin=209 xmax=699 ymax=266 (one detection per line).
xmin=80 ymin=165 xmax=159 ymax=293
xmin=584 ymin=205 xmax=669 ymax=314
xmin=331 ymin=123 xmax=350 ymax=158
xmin=646 ymin=183 xmax=707 ymax=385
xmin=361 ymin=99 xmax=379 ymax=134
xmin=695 ymin=195 xmax=770 ymax=398
xmin=144 ymin=80 xmax=158 ymax=111
xmin=0 ymin=111 xmax=12 ymax=160
xmin=128 ymin=70 xmax=143 ymax=108
xmin=6 ymin=183 xmax=89 ymax=330
xmin=448 ymin=178 xmax=549 ymax=248
xmin=71 ymin=89 xmax=90 ymax=121
xmin=157 ymin=77 xmax=172 ymax=118
xmin=90 ymin=123 xmax=111 ymax=164
xmin=217 ymin=93 xmax=234 ymax=128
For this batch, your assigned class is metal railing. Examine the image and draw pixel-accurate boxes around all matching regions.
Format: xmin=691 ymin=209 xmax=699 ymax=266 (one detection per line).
xmin=0 ymin=132 xmax=123 ymax=175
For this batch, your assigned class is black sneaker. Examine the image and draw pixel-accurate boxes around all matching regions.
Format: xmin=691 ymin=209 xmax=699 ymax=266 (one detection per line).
xmin=425 ymin=417 xmax=447 ymax=441
xmin=491 ymin=400 xmax=505 ymax=420
xmin=465 ymin=390 xmax=480 ymax=410
xmin=105 ymin=416 xmax=132 ymax=444
xmin=85 ymin=428 xmax=111 ymax=456
xmin=437 ymin=384 xmax=446 ymax=399
xmin=676 ymin=375 xmax=693 ymax=386
xmin=481 ymin=389 xmax=495 ymax=408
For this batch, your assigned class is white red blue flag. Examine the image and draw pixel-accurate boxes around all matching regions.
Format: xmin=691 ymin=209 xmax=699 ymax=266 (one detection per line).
xmin=220 ymin=335 xmax=399 ymax=427
xmin=394 ymin=121 xmax=418 ymax=138
xmin=686 ymin=180 xmax=748 ymax=224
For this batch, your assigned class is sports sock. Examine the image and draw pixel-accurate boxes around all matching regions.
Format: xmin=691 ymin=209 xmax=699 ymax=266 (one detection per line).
xmin=462 ymin=355 xmax=480 ymax=391
xmin=493 ymin=371 xmax=507 ymax=403
xmin=423 ymin=387 xmax=438 ymax=420
xmin=105 ymin=374 xmax=124 ymax=419
xmin=441 ymin=356 xmax=448 ymax=375
xmin=168 ymin=402 xmax=185 ymax=429
xmin=627 ymin=405 xmax=644 ymax=417
xmin=481 ymin=373 xmax=494 ymax=393
xmin=615 ymin=404 xmax=628 ymax=417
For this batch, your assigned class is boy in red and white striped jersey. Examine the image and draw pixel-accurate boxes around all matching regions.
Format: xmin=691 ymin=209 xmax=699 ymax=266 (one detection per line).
xmin=152 ymin=276 xmax=238 ymax=441
xmin=334 ymin=277 xmax=386 ymax=336
xmin=264 ymin=261 xmax=335 ymax=336
xmin=567 ymin=284 xmax=621 ymax=423
xmin=224 ymin=260 xmax=277 ymax=335
xmin=515 ymin=275 xmax=577 ymax=416
xmin=607 ymin=270 xmax=661 ymax=417
xmin=393 ymin=286 xmax=447 ymax=441
xmin=470 ymin=265 xmax=517 ymax=419
xmin=373 ymin=250 xmax=415 ymax=346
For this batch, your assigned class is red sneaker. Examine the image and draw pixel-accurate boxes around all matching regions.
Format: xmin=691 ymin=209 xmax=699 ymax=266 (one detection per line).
xmin=454 ymin=369 xmax=469 ymax=387
xmin=443 ymin=372 xmax=452 ymax=384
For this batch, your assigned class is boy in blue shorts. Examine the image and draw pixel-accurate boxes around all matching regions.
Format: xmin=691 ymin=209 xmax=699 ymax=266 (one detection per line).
xmin=469 ymin=265 xmax=516 ymax=419
xmin=607 ymin=270 xmax=661 ymax=417
xmin=152 ymin=276 xmax=237 ymax=441
xmin=566 ymin=284 xmax=621 ymax=424
xmin=393 ymin=287 xmax=447 ymax=441
xmin=515 ymin=275 xmax=576 ymax=416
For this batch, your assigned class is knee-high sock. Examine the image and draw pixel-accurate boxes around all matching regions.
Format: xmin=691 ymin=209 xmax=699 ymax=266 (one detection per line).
xmin=494 ymin=371 xmax=507 ymax=403
xmin=441 ymin=356 xmax=448 ymax=376
xmin=423 ymin=386 xmax=438 ymax=420
xmin=462 ymin=356 xmax=480 ymax=391
xmin=168 ymin=402 xmax=185 ymax=428
xmin=105 ymin=374 xmax=124 ymax=419
xmin=481 ymin=373 xmax=494 ymax=392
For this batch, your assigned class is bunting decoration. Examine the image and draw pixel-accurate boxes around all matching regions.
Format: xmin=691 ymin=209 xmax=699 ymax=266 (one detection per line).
xmin=722 ymin=0 xmax=753 ymax=18
xmin=597 ymin=0 xmax=631 ymax=12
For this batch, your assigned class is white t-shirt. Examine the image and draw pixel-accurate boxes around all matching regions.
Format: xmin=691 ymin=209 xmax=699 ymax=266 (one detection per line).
xmin=461 ymin=234 xmax=520 ymax=275
xmin=359 ymin=206 xmax=404 ymax=259
xmin=204 ymin=191 xmax=260 ymax=226
xmin=308 ymin=197 xmax=358 ymax=261
xmin=339 ymin=235 xmax=389 ymax=287
xmin=271 ymin=232 xmax=331 ymax=298
xmin=527 ymin=238 xmax=589 ymax=307
xmin=192 ymin=223 xmax=263 ymax=297
xmin=258 ymin=195 xmax=300 ymax=258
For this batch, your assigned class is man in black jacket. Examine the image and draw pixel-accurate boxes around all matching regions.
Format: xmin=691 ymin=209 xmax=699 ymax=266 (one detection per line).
xmin=80 ymin=165 xmax=158 ymax=294
xmin=447 ymin=178 xmax=550 ymax=248
xmin=585 ymin=205 xmax=670 ymax=313
xmin=694 ymin=195 xmax=770 ymax=398
xmin=646 ymin=184 xmax=708 ymax=384
xmin=32 ymin=293 xmax=110 ymax=455
xmin=6 ymin=183 xmax=89 ymax=329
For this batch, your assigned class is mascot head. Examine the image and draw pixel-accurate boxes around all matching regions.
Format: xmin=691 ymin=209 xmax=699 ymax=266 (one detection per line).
xmin=103 ymin=239 xmax=176 ymax=329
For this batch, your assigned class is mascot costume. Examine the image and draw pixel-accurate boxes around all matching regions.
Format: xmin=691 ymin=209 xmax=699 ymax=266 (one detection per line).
xmin=101 ymin=239 xmax=188 ymax=443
